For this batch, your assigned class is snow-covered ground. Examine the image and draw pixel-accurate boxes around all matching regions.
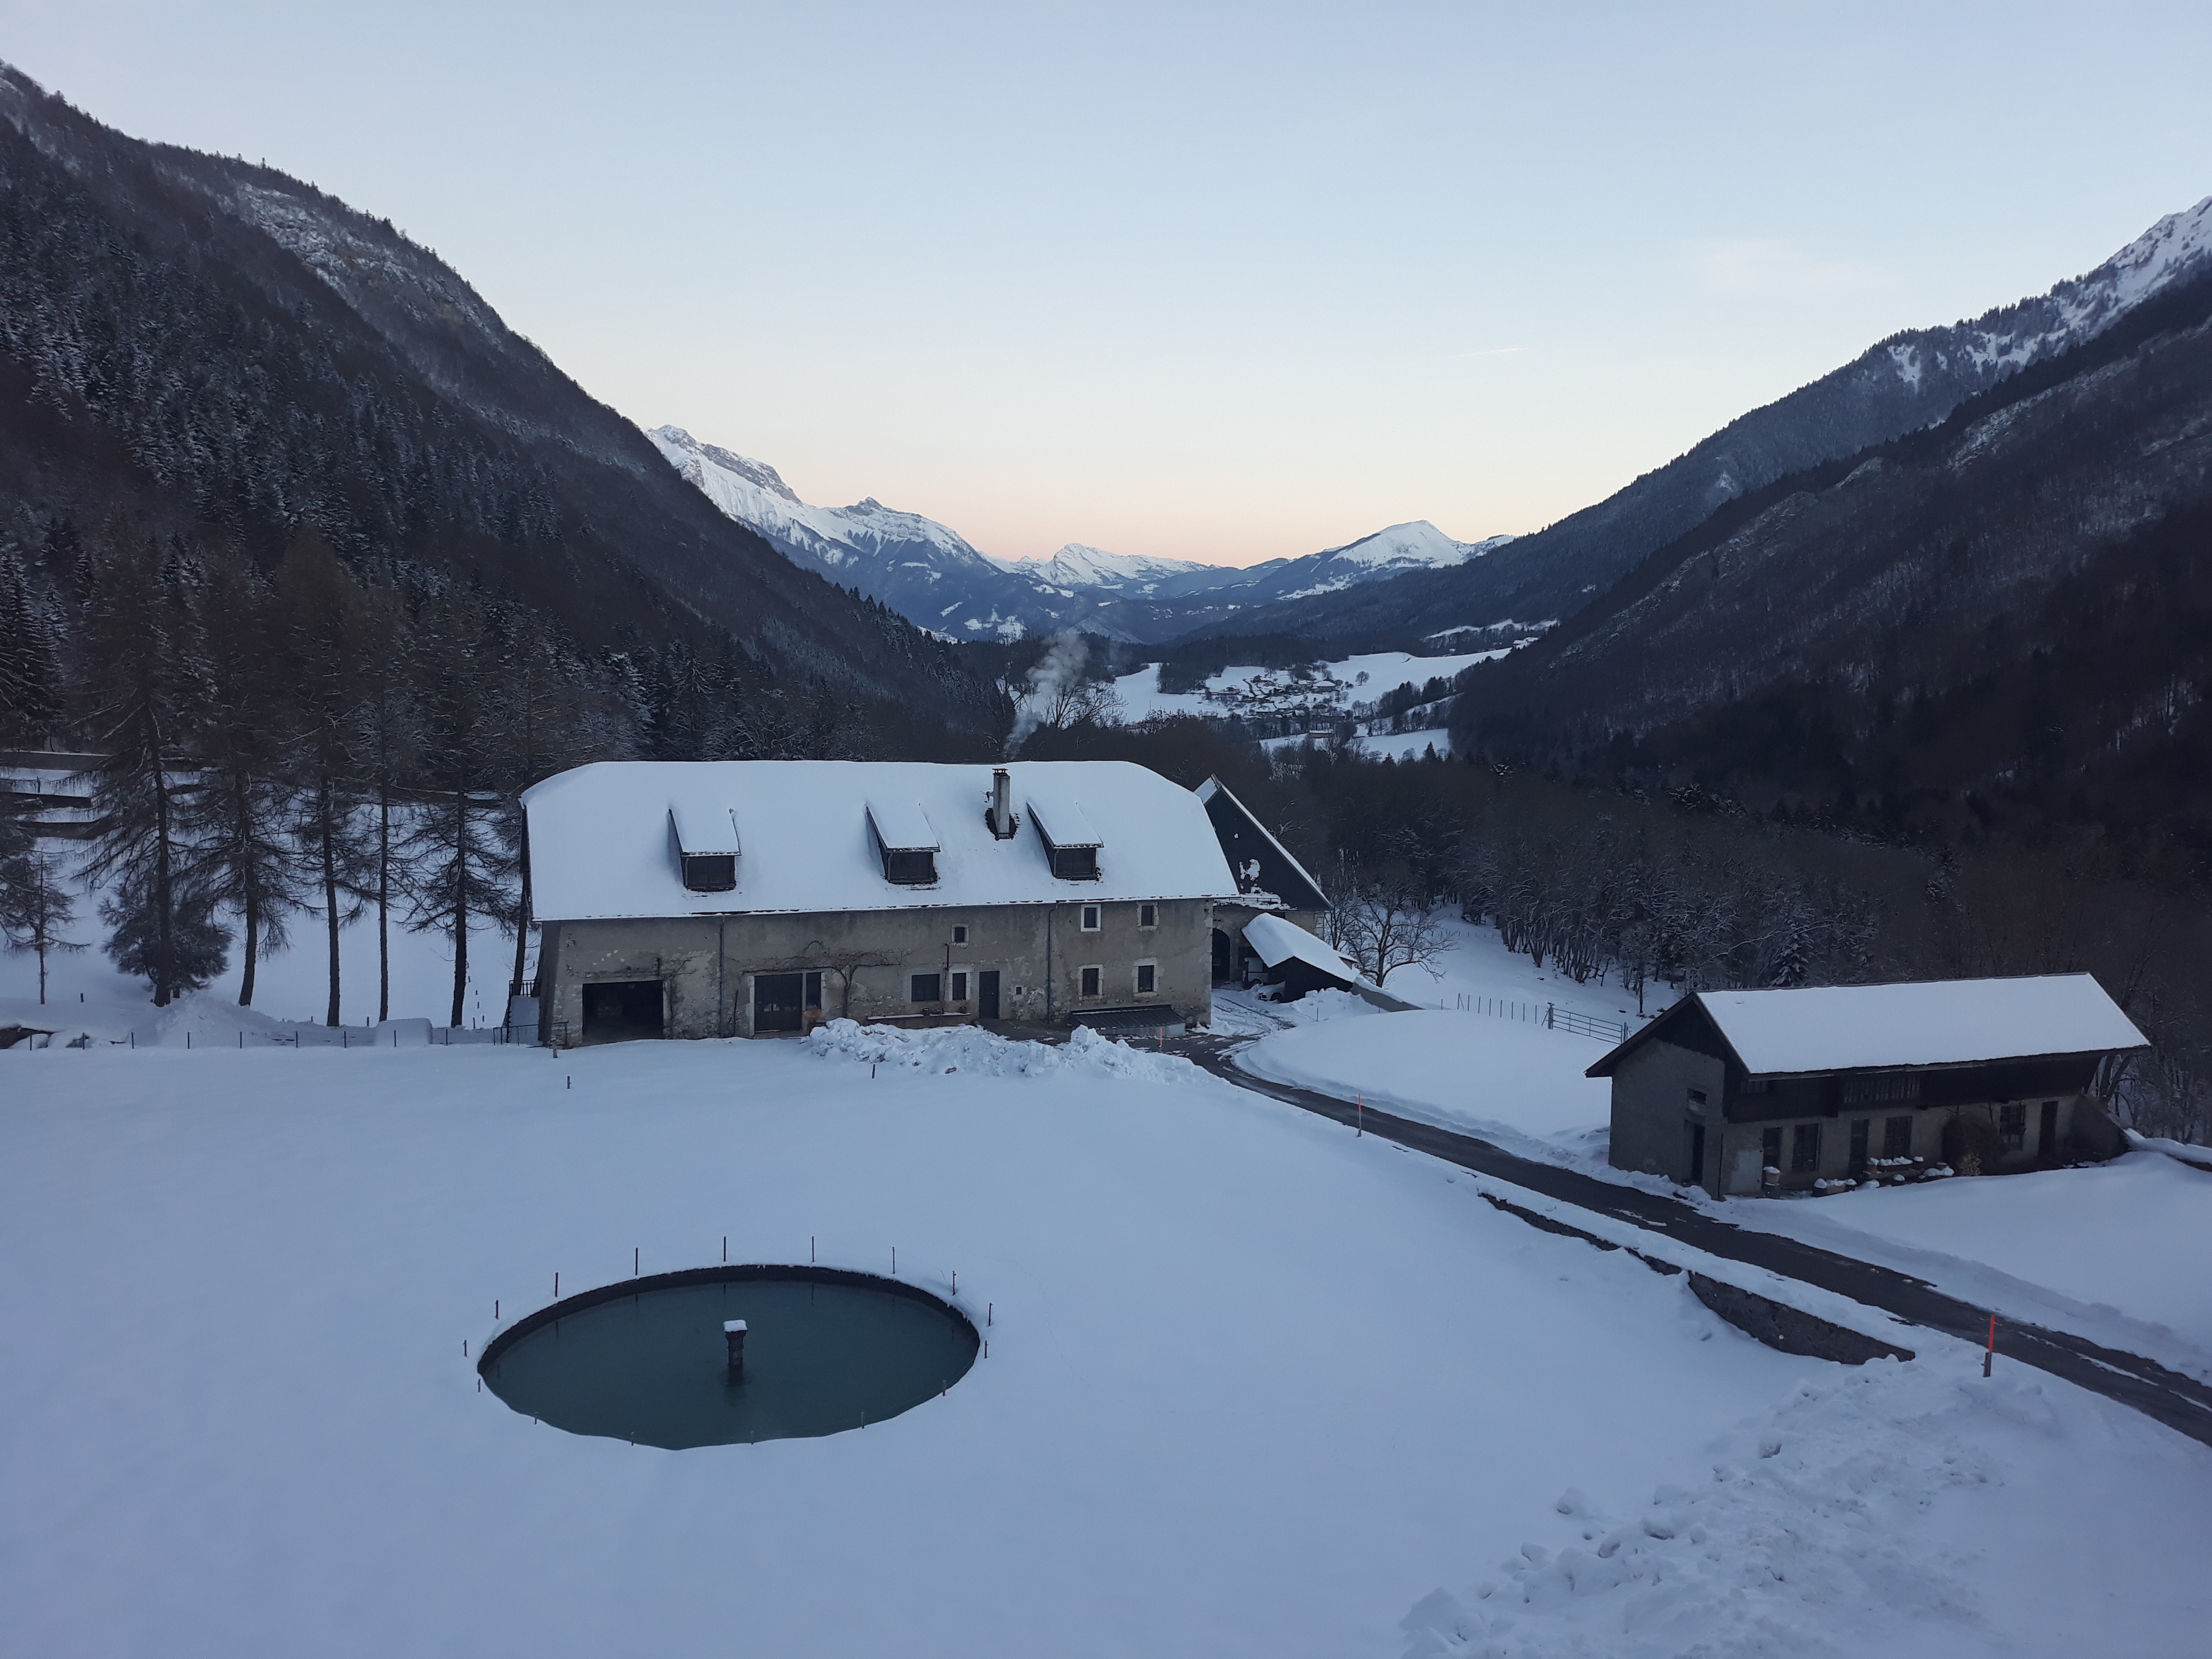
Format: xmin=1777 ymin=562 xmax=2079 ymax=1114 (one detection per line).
xmin=1240 ymin=916 xmax=2212 ymax=1389
xmin=0 ymin=835 xmax=520 ymax=1035
xmin=7 ymin=1015 xmax=2208 ymax=1656
xmin=1724 ymin=1149 xmax=2212 ymax=1385
xmin=1110 ymin=649 xmax=1511 ymax=725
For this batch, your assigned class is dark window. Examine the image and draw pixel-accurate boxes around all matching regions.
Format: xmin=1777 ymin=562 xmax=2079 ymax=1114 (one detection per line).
xmin=882 ymin=848 xmax=937 ymax=885
xmin=952 ymin=972 xmax=968 ymax=1002
xmin=1848 ymin=1117 xmax=1870 ymax=1174
xmin=1761 ymin=1126 xmax=1783 ymax=1175
xmin=1999 ymin=1102 xmax=2027 ymax=1152
xmin=1884 ymin=1115 xmax=1913 ymax=1158
xmin=952 ymin=925 xmax=968 ymax=944
xmin=1790 ymin=1123 xmax=1821 ymax=1174
xmin=1080 ymin=905 xmax=1101 ymax=931
xmin=1139 ymin=903 xmax=1157 ymax=928
xmin=1740 ymin=1077 xmax=1771 ymax=1095
xmin=681 ymin=853 xmax=736 ymax=892
xmin=2039 ymin=1098 xmax=2059 ymax=1155
xmin=1135 ymin=963 xmax=1156 ymax=995
xmin=1842 ymin=1073 xmax=1919 ymax=1105
xmin=1050 ymin=846 xmax=1100 ymax=881
xmin=909 ymin=973 xmax=941 ymax=1004
xmin=1080 ymin=966 xmax=1101 ymax=998
xmin=803 ymin=971 xmax=822 ymax=1010
xmin=1687 ymin=1088 xmax=1707 ymax=1105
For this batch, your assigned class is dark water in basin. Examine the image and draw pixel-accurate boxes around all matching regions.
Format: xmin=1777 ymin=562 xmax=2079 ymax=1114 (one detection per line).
xmin=482 ymin=1272 xmax=979 ymax=1449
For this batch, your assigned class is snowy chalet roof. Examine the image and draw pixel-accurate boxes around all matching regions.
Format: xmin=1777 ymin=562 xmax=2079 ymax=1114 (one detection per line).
xmin=525 ymin=760 xmax=1239 ymax=921
xmin=1587 ymin=975 xmax=2148 ymax=1080
xmin=1240 ymin=913 xmax=1356 ymax=987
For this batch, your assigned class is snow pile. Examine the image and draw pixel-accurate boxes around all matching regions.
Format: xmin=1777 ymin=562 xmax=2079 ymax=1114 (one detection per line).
xmin=804 ymin=1017 xmax=1195 ymax=1086
xmin=1400 ymin=1353 xmax=2200 ymax=1658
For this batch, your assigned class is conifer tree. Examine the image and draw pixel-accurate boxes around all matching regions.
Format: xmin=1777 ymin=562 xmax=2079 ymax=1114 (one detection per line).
xmin=183 ymin=549 xmax=302 ymax=1006
xmin=355 ymin=583 xmax=420 ymax=1023
xmin=80 ymin=527 xmax=217 ymax=1006
xmin=1 ymin=847 xmax=86 ymax=1003
xmin=402 ymin=590 xmax=515 ymax=1028
xmin=277 ymin=530 xmax=374 ymax=1024
xmin=0 ymin=534 xmax=64 ymax=746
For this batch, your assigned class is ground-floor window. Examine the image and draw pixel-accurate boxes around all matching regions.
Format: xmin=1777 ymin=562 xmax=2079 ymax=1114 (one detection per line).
xmin=1079 ymin=965 xmax=1102 ymax=998
xmin=951 ymin=971 xmax=968 ymax=1002
xmin=1134 ymin=961 xmax=1156 ymax=995
xmin=1761 ymin=1126 xmax=1782 ymax=1175
xmin=1790 ymin=1122 xmax=1821 ymax=1174
xmin=1999 ymin=1102 xmax=2027 ymax=1152
xmin=910 ymin=973 xmax=941 ymax=1004
xmin=1848 ymin=1117 xmax=1870 ymax=1172
xmin=1884 ymin=1115 xmax=1912 ymax=1158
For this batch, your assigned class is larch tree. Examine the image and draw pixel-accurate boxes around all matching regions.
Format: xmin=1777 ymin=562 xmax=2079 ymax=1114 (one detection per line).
xmin=276 ymin=530 xmax=375 ymax=1025
xmin=183 ymin=548 xmax=302 ymax=1007
xmin=79 ymin=528 xmax=221 ymax=1006
xmin=402 ymin=591 xmax=517 ymax=1028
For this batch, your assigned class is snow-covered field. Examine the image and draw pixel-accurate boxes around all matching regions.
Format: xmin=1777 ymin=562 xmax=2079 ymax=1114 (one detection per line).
xmin=1238 ymin=917 xmax=2212 ymax=1390
xmin=7 ymin=1012 xmax=2208 ymax=1656
xmin=1110 ymin=649 xmax=1509 ymax=725
xmin=0 ymin=836 xmax=519 ymax=1036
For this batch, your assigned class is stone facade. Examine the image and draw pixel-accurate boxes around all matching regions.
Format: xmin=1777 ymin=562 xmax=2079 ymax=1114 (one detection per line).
xmin=539 ymin=896 xmax=1214 ymax=1045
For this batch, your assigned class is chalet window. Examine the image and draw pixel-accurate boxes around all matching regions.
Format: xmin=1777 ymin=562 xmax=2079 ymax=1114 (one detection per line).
xmin=1030 ymin=795 xmax=1104 ymax=881
xmin=1139 ymin=903 xmax=1157 ymax=929
xmin=1079 ymin=966 xmax=1101 ymax=998
xmin=952 ymin=972 xmax=968 ymax=1002
xmin=1080 ymin=905 xmax=1101 ymax=931
xmin=883 ymin=848 xmax=937 ymax=885
xmin=681 ymin=853 xmax=736 ymax=893
xmin=1999 ymin=1102 xmax=2027 ymax=1153
xmin=1687 ymin=1088 xmax=1707 ymax=1105
xmin=1884 ymin=1115 xmax=1912 ymax=1159
xmin=1135 ymin=962 xmax=1156 ymax=995
xmin=1842 ymin=1073 xmax=1919 ymax=1105
xmin=1790 ymin=1123 xmax=1821 ymax=1175
xmin=1761 ymin=1126 xmax=1782 ymax=1174
xmin=1848 ymin=1117 xmax=1870 ymax=1172
xmin=804 ymin=972 xmax=822 ymax=1011
xmin=952 ymin=925 xmax=968 ymax=944
xmin=869 ymin=802 xmax=940 ymax=886
xmin=909 ymin=973 xmax=941 ymax=1004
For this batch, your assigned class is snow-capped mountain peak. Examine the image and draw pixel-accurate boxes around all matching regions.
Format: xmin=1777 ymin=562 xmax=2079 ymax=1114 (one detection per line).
xmin=998 ymin=543 xmax=1219 ymax=589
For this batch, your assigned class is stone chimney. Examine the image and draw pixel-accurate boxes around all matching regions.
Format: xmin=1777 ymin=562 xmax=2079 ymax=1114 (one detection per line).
xmin=989 ymin=767 xmax=1016 ymax=839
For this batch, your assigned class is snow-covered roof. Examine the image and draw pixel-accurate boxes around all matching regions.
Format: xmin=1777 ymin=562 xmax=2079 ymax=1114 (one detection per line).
xmin=669 ymin=803 xmax=740 ymax=856
xmin=1240 ymin=914 xmax=1356 ymax=985
xmin=525 ymin=760 xmax=1239 ymax=921
xmin=1589 ymin=975 xmax=2147 ymax=1079
xmin=1026 ymin=785 xmax=1102 ymax=849
xmin=865 ymin=798 xmax=939 ymax=853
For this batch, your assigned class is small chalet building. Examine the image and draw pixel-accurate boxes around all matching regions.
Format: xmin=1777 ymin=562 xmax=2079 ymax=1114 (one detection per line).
xmin=1587 ymin=976 xmax=2147 ymax=1196
xmin=524 ymin=759 xmax=1249 ymax=1045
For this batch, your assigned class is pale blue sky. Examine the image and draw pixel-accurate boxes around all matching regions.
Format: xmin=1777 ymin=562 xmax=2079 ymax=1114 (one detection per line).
xmin=6 ymin=3 xmax=2209 ymax=565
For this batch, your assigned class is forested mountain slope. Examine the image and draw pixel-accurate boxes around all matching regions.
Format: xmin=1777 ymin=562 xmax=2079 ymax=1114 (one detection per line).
xmin=0 ymin=64 xmax=996 ymax=735
xmin=1447 ymin=265 xmax=2212 ymax=861
xmin=1191 ymin=197 xmax=2212 ymax=652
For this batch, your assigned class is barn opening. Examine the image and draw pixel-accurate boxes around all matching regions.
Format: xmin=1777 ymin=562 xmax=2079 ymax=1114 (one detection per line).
xmin=582 ymin=980 xmax=664 ymax=1043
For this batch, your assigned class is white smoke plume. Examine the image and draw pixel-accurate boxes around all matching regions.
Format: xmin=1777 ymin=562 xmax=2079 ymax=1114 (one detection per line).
xmin=1004 ymin=630 xmax=1092 ymax=757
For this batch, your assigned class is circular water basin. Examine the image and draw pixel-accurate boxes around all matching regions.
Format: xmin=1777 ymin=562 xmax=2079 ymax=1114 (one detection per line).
xmin=479 ymin=1266 xmax=978 ymax=1449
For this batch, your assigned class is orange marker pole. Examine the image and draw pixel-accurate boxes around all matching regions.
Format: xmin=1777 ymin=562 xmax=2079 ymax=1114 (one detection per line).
xmin=1984 ymin=1313 xmax=1996 ymax=1377
xmin=1357 ymin=1092 xmax=1363 ymax=1137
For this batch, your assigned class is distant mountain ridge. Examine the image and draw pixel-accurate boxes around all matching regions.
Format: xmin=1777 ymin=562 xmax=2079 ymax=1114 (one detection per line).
xmin=0 ymin=62 xmax=997 ymax=736
xmin=649 ymin=424 xmax=1511 ymax=643
xmin=1191 ymin=195 xmax=2212 ymax=651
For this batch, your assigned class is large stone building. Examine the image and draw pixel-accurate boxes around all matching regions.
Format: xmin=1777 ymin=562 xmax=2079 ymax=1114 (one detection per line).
xmin=525 ymin=759 xmax=1253 ymax=1045
xmin=1587 ymin=976 xmax=2146 ymax=1195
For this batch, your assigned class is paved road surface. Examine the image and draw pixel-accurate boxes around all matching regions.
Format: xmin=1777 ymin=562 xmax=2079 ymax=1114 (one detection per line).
xmin=1189 ymin=1044 xmax=2212 ymax=1449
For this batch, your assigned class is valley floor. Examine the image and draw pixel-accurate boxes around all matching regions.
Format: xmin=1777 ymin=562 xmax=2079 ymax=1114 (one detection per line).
xmin=4 ymin=1012 xmax=2209 ymax=1657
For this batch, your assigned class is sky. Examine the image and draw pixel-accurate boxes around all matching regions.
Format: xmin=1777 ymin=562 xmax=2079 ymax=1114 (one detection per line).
xmin=5 ymin=2 xmax=2210 ymax=566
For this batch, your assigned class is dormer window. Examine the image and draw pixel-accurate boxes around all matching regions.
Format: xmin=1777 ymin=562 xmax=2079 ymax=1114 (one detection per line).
xmin=1028 ymin=791 xmax=1103 ymax=882
xmin=867 ymin=800 xmax=940 ymax=886
xmin=669 ymin=804 xmax=741 ymax=893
